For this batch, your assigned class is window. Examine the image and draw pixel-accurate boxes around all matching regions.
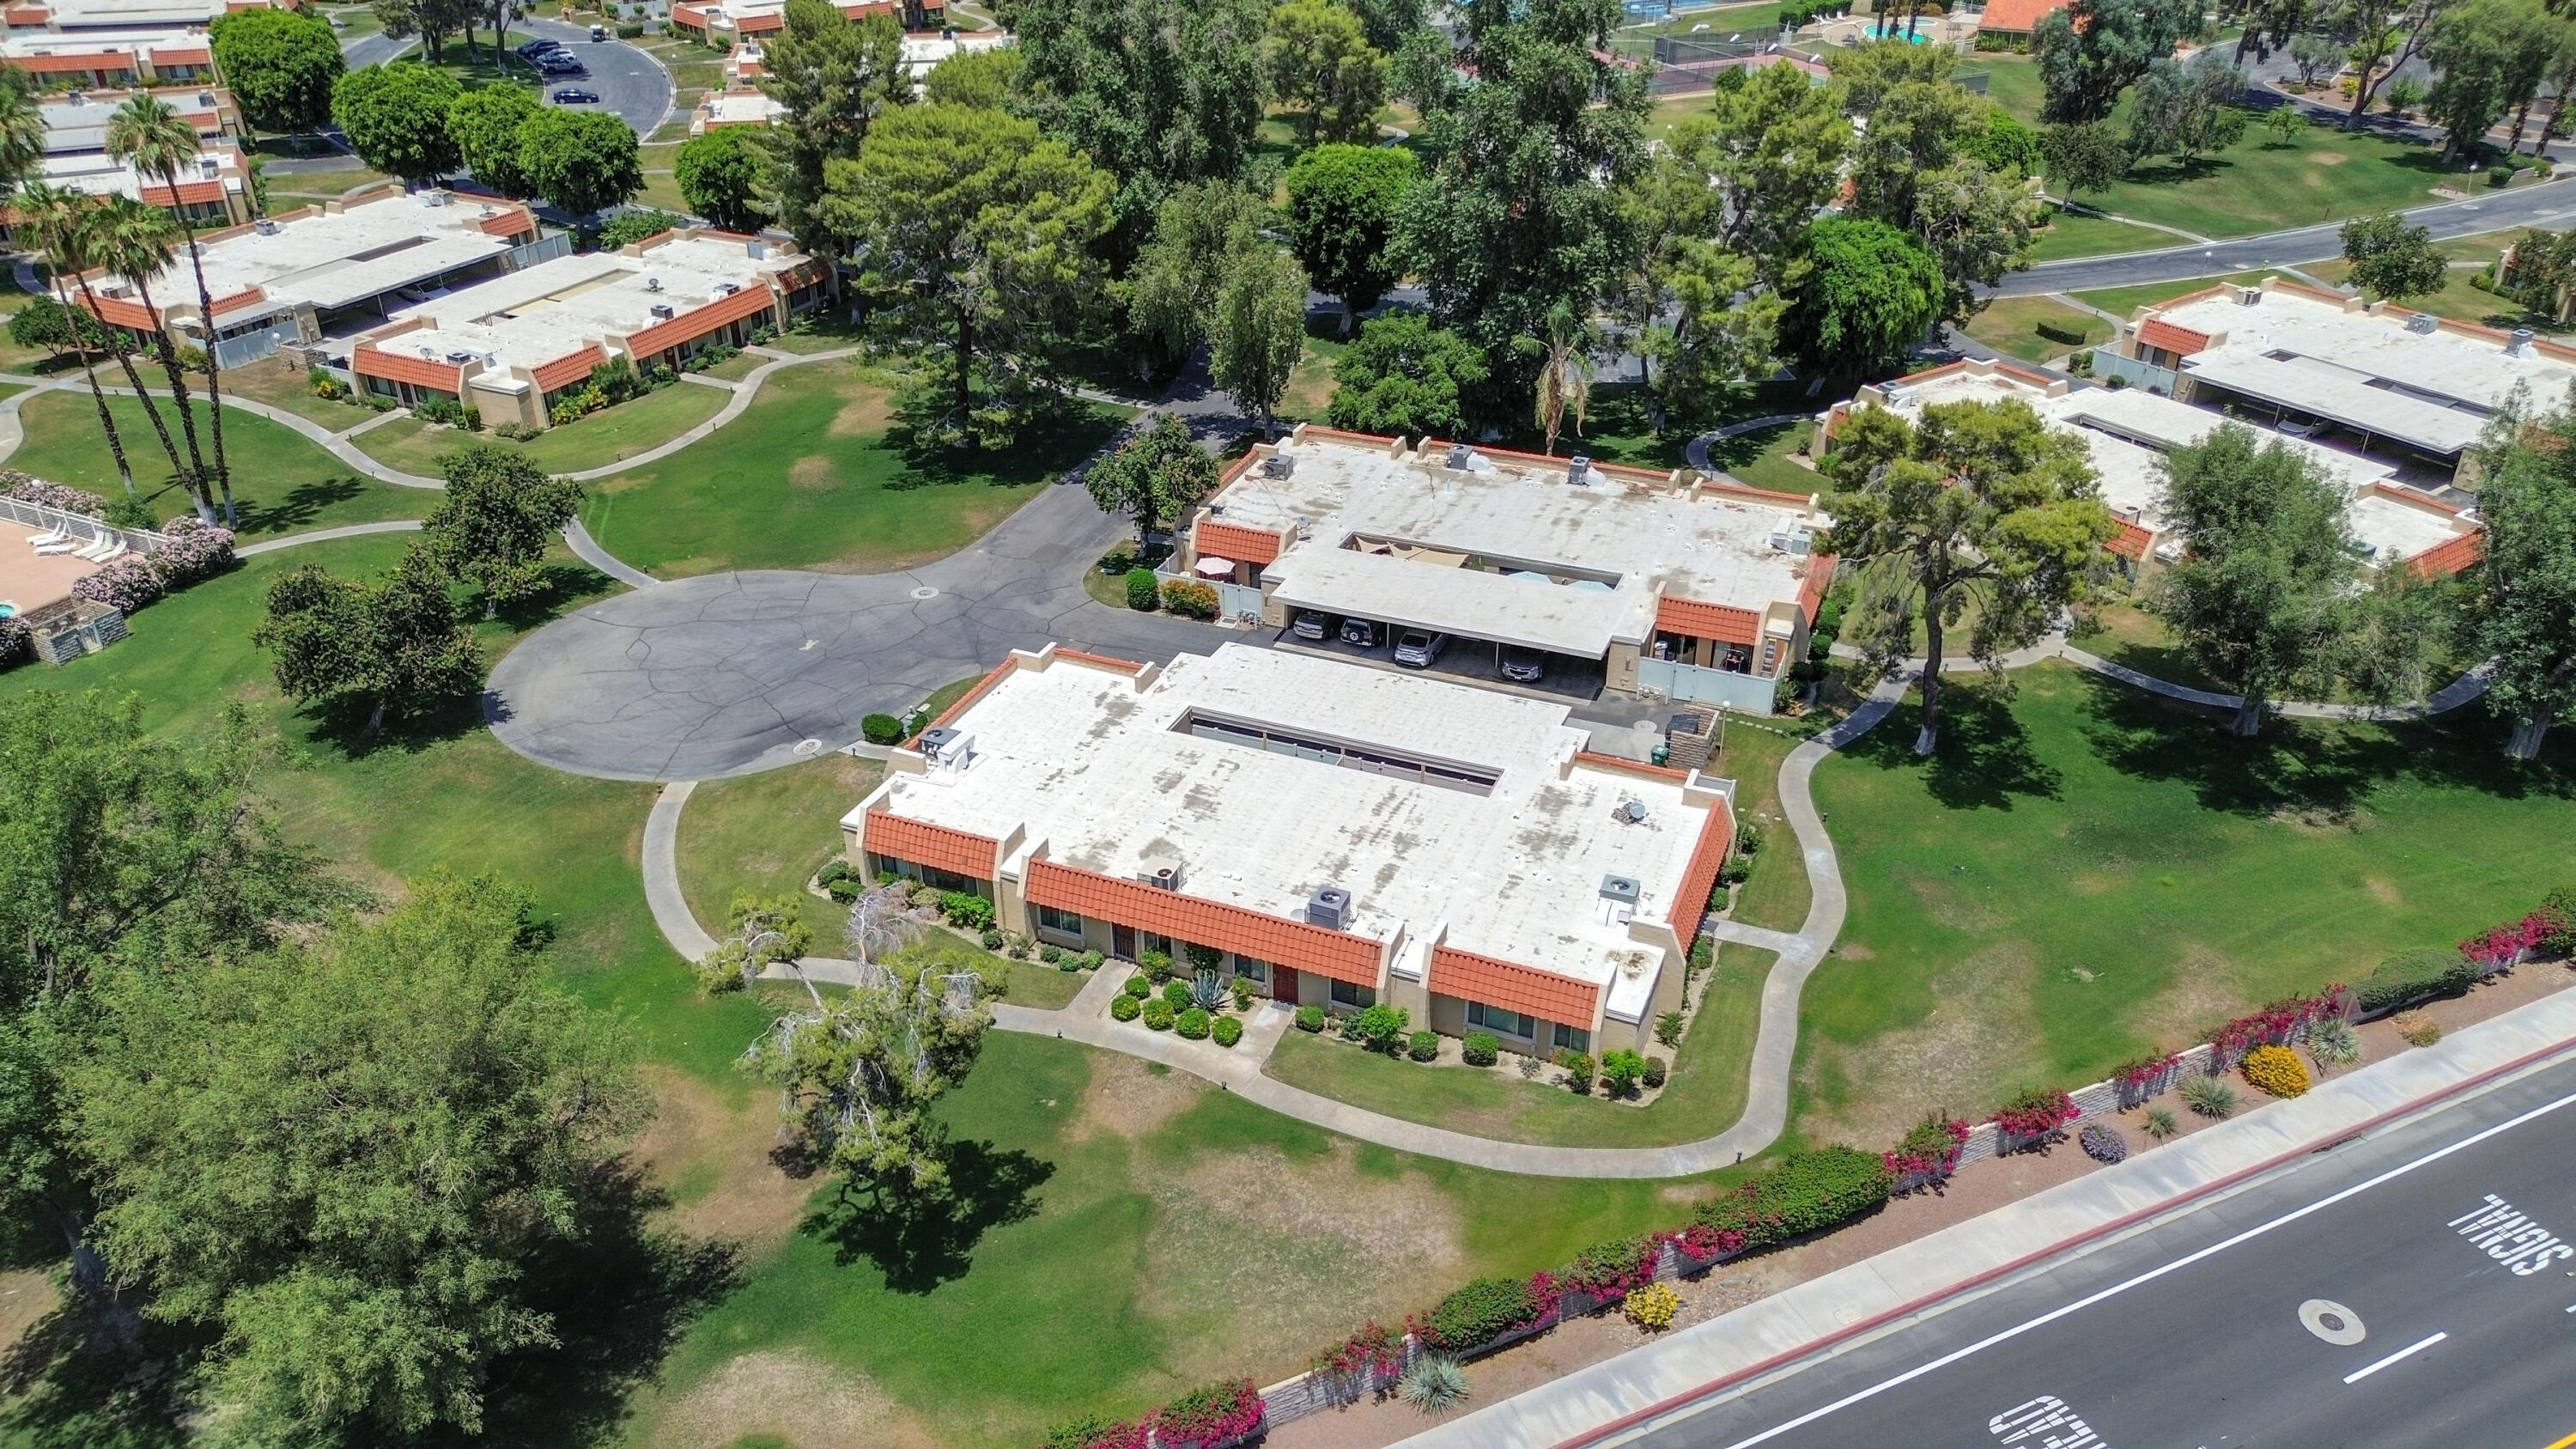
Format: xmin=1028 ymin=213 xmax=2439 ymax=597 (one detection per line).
xmin=1232 ymin=955 xmax=1271 ymax=985
xmin=1467 ymin=1002 xmax=1534 ymax=1038
xmin=1552 ymin=1023 xmax=1590 ymax=1054
xmin=1330 ymin=979 xmax=1375 ymax=1008
xmin=1035 ymin=904 xmax=1084 ymax=939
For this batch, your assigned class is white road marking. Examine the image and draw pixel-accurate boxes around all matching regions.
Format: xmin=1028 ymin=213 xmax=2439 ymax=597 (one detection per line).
xmin=1683 ymin=1085 xmax=2576 ymax=1449
xmin=2342 ymin=1331 xmax=2447 ymax=1385
xmin=2299 ymin=1299 xmax=2366 ymax=1346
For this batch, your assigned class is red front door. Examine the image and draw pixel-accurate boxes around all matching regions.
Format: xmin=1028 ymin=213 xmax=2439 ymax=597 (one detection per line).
xmin=1273 ymin=969 xmax=1299 ymax=1006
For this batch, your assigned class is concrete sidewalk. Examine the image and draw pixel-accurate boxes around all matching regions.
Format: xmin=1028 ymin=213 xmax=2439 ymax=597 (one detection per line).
xmin=1393 ymin=980 xmax=2576 ymax=1449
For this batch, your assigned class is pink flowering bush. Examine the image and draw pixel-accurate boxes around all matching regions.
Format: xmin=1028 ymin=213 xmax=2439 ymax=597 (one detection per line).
xmin=1992 ymin=1087 xmax=2078 ymax=1146
xmin=2461 ymin=915 xmax=2549 ymax=970
xmin=152 ymin=516 xmax=235 ymax=587
xmin=0 ymin=472 xmax=106 ymax=516
xmin=1886 ymin=1115 xmax=1971 ymax=1184
xmin=72 ymin=555 xmax=164 ymax=612
xmin=2113 ymin=1050 xmax=2186 ymax=1103
xmin=2210 ymin=989 xmax=2344 ymax=1066
xmin=0 ymin=613 xmax=27 ymax=667
xmin=1312 ymin=1322 xmax=1402 ymax=1402
xmin=1149 ymin=1379 xmax=1263 ymax=1449
xmin=1559 ymin=1234 xmax=1660 ymax=1302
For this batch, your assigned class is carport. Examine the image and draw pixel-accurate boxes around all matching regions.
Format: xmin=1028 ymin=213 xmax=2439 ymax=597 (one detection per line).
xmin=1264 ymin=546 xmax=1640 ymax=699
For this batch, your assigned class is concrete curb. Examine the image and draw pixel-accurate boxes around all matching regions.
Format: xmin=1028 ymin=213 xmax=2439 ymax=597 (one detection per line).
xmin=1391 ymin=981 xmax=2576 ymax=1449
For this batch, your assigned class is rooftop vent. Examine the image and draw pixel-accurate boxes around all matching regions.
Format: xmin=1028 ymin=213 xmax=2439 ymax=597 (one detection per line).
xmin=1261 ymin=453 xmax=1296 ymax=478
xmin=2509 ymin=327 xmax=2535 ymax=356
xmin=1443 ymin=442 xmax=1473 ymax=470
xmin=1615 ymin=799 xmax=1648 ymax=825
xmin=1601 ymin=874 xmax=1640 ymax=904
xmin=1567 ymin=454 xmax=1591 ymax=486
xmin=1308 ymin=885 xmax=1352 ymax=930
xmin=648 ymin=302 xmax=675 ymax=320
xmin=444 ymin=350 xmax=474 ymax=365
xmin=252 ymin=217 xmax=277 ymax=234
xmin=746 ymin=238 xmax=768 ymax=259
xmin=645 ymin=276 xmax=662 ymax=291
xmin=423 ymin=188 xmax=451 ymax=206
xmin=2404 ymin=313 xmax=2439 ymax=334
xmin=713 ymin=280 xmax=739 ymax=295
xmin=1596 ymin=874 xmax=1640 ymax=928
xmin=2236 ymin=286 xmax=2262 ymax=306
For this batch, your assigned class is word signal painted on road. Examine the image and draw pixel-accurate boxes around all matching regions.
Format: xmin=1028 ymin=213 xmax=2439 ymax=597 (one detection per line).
xmin=1990 ymin=1396 xmax=2109 ymax=1449
xmin=2448 ymin=1194 xmax=2576 ymax=1275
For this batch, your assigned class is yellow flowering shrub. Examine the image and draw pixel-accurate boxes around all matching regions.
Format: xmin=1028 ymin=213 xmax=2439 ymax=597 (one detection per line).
xmin=1625 ymin=1282 xmax=1680 ymax=1331
xmin=2242 ymin=1044 xmax=2310 ymax=1099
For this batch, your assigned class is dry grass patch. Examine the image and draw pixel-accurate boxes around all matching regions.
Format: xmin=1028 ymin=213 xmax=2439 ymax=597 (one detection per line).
xmin=787 ymin=455 xmax=835 ymax=491
xmin=1066 ymin=1051 xmax=1208 ymax=1144
xmin=827 ymin=386 xmax=893 ymax=437
xmin=0 ymin=1269 xmax=58 ymax=1359
xmin=633 ymin=1067 xmax=818 ymax=1248
xmin=2122 ymin=946 xmax=2251 ymax=1050
xmin=1801 ymin=940 xmax=2041 ymax=1145
xmin=648 ymin=1349 xmax=939 ymax=1449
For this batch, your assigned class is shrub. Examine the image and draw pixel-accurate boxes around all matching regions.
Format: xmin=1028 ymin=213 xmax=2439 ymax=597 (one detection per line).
xmin=1142 ymin=949 xmax=1174 ymax=982
xmin=1230 ymin=976 xmax=1254 ymax=1008
xmin=2396 ymin=1013 xmax=2442 ymax=1047
xmin=1886 ymin=1115 xmax=1970 ymax=1180
xmin=2540 ymin=887 xmax=2576 ymax=956
xmin=2307 ymin=1017 xmax=2361 ymax=1067
xmin=308 ymin=366 xmax=349 ymax=400
xmin=1734 ymin=820 xmax=1763 ymax=855
xmin=2180 ymin=1076 xmax=2237 ymax=1118
xmin=1624 ymin=1282 xmax=1680 ymax=1331
xmin=1601 ymin=1048 xmax=1649 ymax=1096
xmin=1415 ymin=1275 xmax=1545 ymax=1352
xmin=2141 ymin=1105 xmax=2179 ymax=1140
xmin=1212 ymin=1014 xmax=1243 ymax=1047
xmin=1040 ymin=944 xmax=1064 ymax=965
xmin=2079 ymin=1122 xmax=2128 ymax=1163
xmin=1461 ymin=1032 xmax=1498 ymax=1067
xmin=1560 ymin=1052 xmax=1595 ymax=1093
xmin=1408 ymin=1029 xmax=1439 ymax=1062
xmin=981 ymin=928 xmax=1005 ymax=950
xmin=2241 ymin=1044 xmax=2309 ymax=1098
xmin=1992 ymin=1087 xmax=2078 ymax=1145
xmin=1042 ymin=1412 xmax=1144 ymax=1449
xmin=1297 ymin=1004 xmax=1326 ymax=1032
xmin=72 ymin=556 xmax=163 ymax=612
xmin=1149 ymin=1379 xmax=1262 ymax=1449
xmin=1643 ymin=1055 xmax=1668 ymax=1088
xmin=1121 ymin=974 xmax=1152 ymax=1000
xmin=1351 ymin=1002 xmax=1410 ymax=1052
xmin=939 ymin=892 xmax=994 ymax=930
xmin=1655 ymin=1010 xmax=1685 ymax=1047
xmin=1176 ymin=1006 xmax=1212 ymax=1039
xmin=861 ymin=712 xmax=906 ymax=745
xmin=151 ymin=516 xmax=235 ymax=588
xmin=1162 ymin=979 xmax=1193 ymax=1010
xmin=1 ymin=473 xmax=107 ymax=516
xmin=1692 ymin=1147 xmax=1896 ymax=1251
xmin=1080 ymin=949 xmax=1105 ymax=971
xmin=1183 ymin=942 xmax=1224 ymax=972
xmin=1125 ymin=567 xmax=1159 ymax=610
xmin=1110 ymin=993 xmax=1141 ymax=1022
xmin=2356 ymin=947 xmax=2476 ymax=1014
xmin=1160 ymin=577 xmax=1220 ymax=619
xmin=1143 ymin=998 xmax=1176 ymax=1031
xmin=1562 ymin=1234 xmax=1656 ymax=1300
xmin=1395 ymin=1354 xmax=1470 ymax=1415
xmin=908 ymin=883 xmax=940 ymax=910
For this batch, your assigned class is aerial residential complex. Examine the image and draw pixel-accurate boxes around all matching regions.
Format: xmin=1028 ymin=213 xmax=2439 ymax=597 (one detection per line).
xmin=668 ymin=0 xmax=930 ymax=46
xmin=2105 ymin=277 xmax=2576 ymax=487
xmin=846 ymin=643 xmax=1735 ymax=1058
xmin=0 ymin=82 xmax=252 ymax=242
xmin=1175 ymin=427 xmax=1836 ymax=714
xmin=1832 ymin=356 xmax=2487 ymax=577
xmin=722 ymin=25 xmax=1008 ymax=90
xmin=348 ymin=226 xmax=829 ymax=427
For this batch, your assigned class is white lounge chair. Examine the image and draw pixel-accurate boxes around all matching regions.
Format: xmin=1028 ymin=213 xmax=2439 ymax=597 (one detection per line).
xmin=32 ymin=537 xmax=81 ymax=556
xmin=25 ymin=527 xmax=67 ymax=548
xmin=74 ymin=535 xmax=118 ymax=561
xmin=88 ymin=539 xmax=126 ymax=563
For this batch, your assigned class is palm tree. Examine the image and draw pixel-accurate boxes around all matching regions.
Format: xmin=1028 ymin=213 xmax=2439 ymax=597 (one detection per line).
xmin=108 ymin=94 xmax=235 ymax=527
xmin=0 ymin=70 xmax=42 ymax=191
xmin=94 ymin=197 xmax=216 ymax=522
xmin=15 ymin=184 xmax=142 ymax=499
xmin=1532 ymin=299 xmax=1595 ymax=459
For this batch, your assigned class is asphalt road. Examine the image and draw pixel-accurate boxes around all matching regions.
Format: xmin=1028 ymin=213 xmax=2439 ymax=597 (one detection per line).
xmin=1622 ymin=1051 xmax=2576 ymax=1449
xmin=332 ymin=16 xmax=671 ymax=137
xmin=1998 ymin=175 xmax=2576 ymax=296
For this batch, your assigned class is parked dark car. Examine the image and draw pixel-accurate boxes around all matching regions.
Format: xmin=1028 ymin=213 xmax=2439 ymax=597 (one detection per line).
xmin=516 ymin=38 xmax=562 ymax=55
xmin=1291 ymin=611 xmax=1334 ymax=642
xmin=550 ymin=87 xmax=600 ymax=104
xmin=1500 ymin=646 xmax=1544 ymax=683
xmin=1339 ymin=618 xmax=1380 ymax=648
xmin=590 ymin=22 xmax=608 ymax=39
xmin=1394 ymin=629 xmax=1448 ymax=667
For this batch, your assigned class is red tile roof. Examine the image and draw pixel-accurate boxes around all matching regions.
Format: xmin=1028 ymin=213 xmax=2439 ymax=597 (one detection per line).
xmin=351 ymin=344 xmax=465 ymax=393
xmin=861 ymin=812 xmax=999 ymax=881
xmin=623 ymin=281 xmax=776 ymax=358
xmin=1797 ymin=555 xmax=1837 ymax=624
xmin=1026 ymin=859 xmax=1382 ymax=985
xmin=1669 ymin=794 xmax=1735 ymax=957
xmin=2137 ymin=318 xmax=2214 ymax=357
xmin=2108 ymin=519 xmax=2154 ymax=561
xmin=1430 ymin=945 xmax=1600 ymax=1030
xmin=2406 ymin=530 xmax=2482 ymax=580
xmin=1656 ymin=594 xmax=1763 ymax=646
xmin=1196 ymin=518 xmax=1286 ymax=566
xmin=532 ymin=343 xmax=606 ymax=395
xmin=1977 ymin=0 xmax=2069 ymax=31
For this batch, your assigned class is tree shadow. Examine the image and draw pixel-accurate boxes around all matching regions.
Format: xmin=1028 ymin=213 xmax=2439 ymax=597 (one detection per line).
xmin=231 ymin=476 xmax=367 ymax=536
xmin=1841 ymin=677 xmax=2063 ymax=811
xmin=799 ymin=1137 xmax=1054 ymax=1294
xmin=0 ymin=1300 xmax=202 ymax=1449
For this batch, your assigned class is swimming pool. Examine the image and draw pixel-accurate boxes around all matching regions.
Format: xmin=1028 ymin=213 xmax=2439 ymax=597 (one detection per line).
xmin=1864 ymin=20 xmax=1930 ymax=40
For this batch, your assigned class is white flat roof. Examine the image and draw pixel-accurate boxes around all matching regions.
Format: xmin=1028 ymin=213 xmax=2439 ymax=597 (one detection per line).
xmin=383 ymin=233 xmax=802 ymax=374
xmin=2151 ymin=285 xmax=2575 ymax=457
xmin=696 ymin=89 xmax=784 ymax=125
xmin=85 ymin=190 xmax=518 ymax=319
xmin=1212 ymin=434 xmax=1821 ymax=652
xmin=855 ymin=645 xmax=1714 ymax=994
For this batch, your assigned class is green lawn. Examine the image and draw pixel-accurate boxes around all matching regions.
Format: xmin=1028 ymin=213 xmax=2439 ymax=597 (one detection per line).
xmin=1709 ymin=720 xmax=1812 ymax=934
xmin=1263 ymin=942 xmax=1771 ymax=1148
xmin=1963 ymin=295 xmax=2115 ymax=362
xmin=1279 ymin=325 xmax=1349 ymax=423
xmin=2072 ymin=270 xmax=2275 ymax=320
xmin=353 ymin=381 xmax=733 ymax=478
xmin=1701 ymin=417 xmax=1821 ymax=496
xmin=8 ymin=390 xmax=431 ymax=539
xmin=2026 ymin=208 xmax=2180 ymax=263
xmin=1794 ymin=661 xmax=2576 ymax=1148
xmin=576 ymin=364 xmax=1130 ymax=577
xmin=2305 ymin=229 xmax=2570 ymax=335
xmin=679 ymin=752 xmax=884 ymax=947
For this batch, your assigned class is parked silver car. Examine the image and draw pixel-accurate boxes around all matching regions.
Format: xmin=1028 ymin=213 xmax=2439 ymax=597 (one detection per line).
xmin=1394 ymin=629 xmax=1448 ymax=668
xmin=1500 ymin=646 xmax=1544 ymax=683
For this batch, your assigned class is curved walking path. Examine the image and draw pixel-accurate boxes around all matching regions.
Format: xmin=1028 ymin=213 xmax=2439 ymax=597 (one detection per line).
xmin=234 ymin=519 xmax=423 ymax=556
xmin=556 ymin=345 xmax=860 ymax=483
xmin=0 ymin=370 xmax=445 ymax=487
xmin=1683 ymin=414 xmax=1812 ymax=477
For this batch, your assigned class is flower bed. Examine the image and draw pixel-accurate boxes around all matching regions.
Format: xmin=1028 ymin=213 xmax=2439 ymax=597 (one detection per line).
xmin=1886 ymin=1115 xmax=1971 ymax=1192
xmin=1150 ymin=1379 xmax=1263 ymax=1449
xmin=1990 ymin=1087 xmax=2078 ymax=1152
xmin=1 ymin=472 xmax=106 ymax=515
xmin=2208 ymin=988 xmax=2344 ymax=1068
xmin=2112 ymin=1049 xmax=2186 ymax=1108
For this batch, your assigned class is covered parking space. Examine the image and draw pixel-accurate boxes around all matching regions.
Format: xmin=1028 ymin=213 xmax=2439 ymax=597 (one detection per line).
xmin=1265 ymin=546 xmax=1631 ymax=702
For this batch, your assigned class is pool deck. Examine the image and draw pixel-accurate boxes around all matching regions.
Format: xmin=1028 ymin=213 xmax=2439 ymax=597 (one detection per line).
xmin=1 ymin=529 xmax=104 ymax=616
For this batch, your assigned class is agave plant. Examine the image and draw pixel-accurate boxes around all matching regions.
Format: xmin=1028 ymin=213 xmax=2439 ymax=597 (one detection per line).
xmin=1397 ymin=1354 xmax=1469 ymax=1416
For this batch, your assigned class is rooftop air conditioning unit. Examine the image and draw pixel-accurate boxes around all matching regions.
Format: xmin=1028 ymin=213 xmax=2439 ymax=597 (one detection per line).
xmin=746 ymin=239 xmax=768 ymax=259
xmin=1597 ymin=874 xmax=1640 ymax=927
xmin=1136 ymin=849 xmax=1183 ymax=891
xmin=1567 ymin=454 xmax=1591 ymax=486
xmin=1262 ymin=454 xmax=1295 ymax=478
xmin=2509 ymin=327 xmax=2535 ymax=356
xmin=2406 ymin=314 xmax=2439 ymax=334
xmin=1307 ymin=885 xmax=1352 ymax=930
xmin=444 ymin=350 xmax=474 ymax=365
xmin=252 ymin=217 xmax=277 ymax=234
xmin=197 ymin=90 xmax=214 ymax=106
xmin=927 ymin=729 xmax=976 ymax=770
xmin=424 ymin=188 xmax=451 ymax=206
xmin=714 ymin=281 xmax=739 ymax=295
xmin=1443 ymin=442 xmax=1473 ymax=470
xmin=648 ymin=302 xmax=674 ymax=320
xmin=919 ymin=726 xmax=960 ymax=757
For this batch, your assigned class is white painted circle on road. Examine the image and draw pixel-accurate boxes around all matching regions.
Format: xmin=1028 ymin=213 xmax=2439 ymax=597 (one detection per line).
xmin=793 ymin=738 xmax=822 ymax=756
xmin=2300 ymin=1298 xmax=2366 ymax=1345
xmin=911 ymin=586 xmax=939 ymax=600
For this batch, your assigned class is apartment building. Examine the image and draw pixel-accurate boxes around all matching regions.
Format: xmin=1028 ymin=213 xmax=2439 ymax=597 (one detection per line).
xmin=668 ymin=0 xmax=922 ymax=46
xmin=1830 ymin=356 xmax=2484 ymax=577
xmin=347 ymin=226 xmax=830 ymax=428
xmin=0 ymin=83 xmax=253 ymax=242
xmin=1172 ymin=426 xmax=1836 ymax=715
xmin=0 ymin=0 xmax=268 ymax=83
xmin=845 ymin=643 xmax=1737 ymax=1059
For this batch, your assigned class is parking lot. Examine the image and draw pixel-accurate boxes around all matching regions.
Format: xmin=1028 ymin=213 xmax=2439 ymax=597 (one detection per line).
xmin=1270 ymin=612 xmax=1608 ymax=703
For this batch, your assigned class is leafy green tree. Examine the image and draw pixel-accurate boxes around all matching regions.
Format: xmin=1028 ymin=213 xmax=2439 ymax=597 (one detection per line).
xmin=1641 ymin=239 xmax=1780 ymax=431
xmin=2338 ymin=210 xmax=2448 ymax=300
xmin=2041 ymin=118 xmax=2130 ymax=196
xmin=2263 ymin=100 xmax=2310 ymax=145
xmin=1838 ymin=42 xmax=1985 ymax=228
xmin=331 ymin=64 xmax=462 ymax=186
xmin=1778 ymin=218 xmax=1944 ymax=378
xmin=742 ymin=947 xmax=994 ymax=1199
xmin=1284 ymin=143 xmax=1416 ymax=334
xmin=2289 ymin=31 xmax=2343 ymax=87
xmin=208 ymin=8 xmax=344 ymax=140
xmin=825 ymin=102 xmax=1112 ymax=447
xmin=2148 ymin=423 xmax=2360 ymax=734
xmin=2125 ymin=51 xmax=2251 ymax=164
xmin=2423 ymin=0 xmax=2555 ymax=159
xmin=1954 ymin=108 xmax=2044 ymax=177
xmin=1267 ymin=0 xmax=1387 ymax=145
xmin=1126 ymin=180 xmax=1270 ymax=367
xmin=595 ymin=208 xmax=685 ymax=251
xmin=0 ymin=69 xmax=37 ymax=194
xmin=423 ymin=441 xmax=586 ymax=615
xmin=370 ymin=0 xmax=477 ymax=64
xmin=1324 ymin=311 xmax=1489 ymax=436
xmin=1704 ymin=59 xmax=1854 ymax=278
xmin=1211 ymin=247 xmax=1309 ymax=429
xmin=696 ymin=893 xmax=815 ymax=993
xmin=446 ymin=82 xmax=539 ymax=198
xmin=1346 ymin=0 xmax=1427 ymax=52
xmin=754 ymin=0 xmax=905 ymax=258
xmin=1822 ymin=397 xmax=2115 ymax=753
xmin=1394 ymin=0 xmax=1647 ymax=387
xmin=2337 ymin=0 xmax=2448 ymax=127
xmin=1004 ymin=0 xmax=1271 ymax=259
xmin=3 ymin=294 xmax=106 ymax=356
xmin=673 ymin=128 xmax=770 ymax=232
xmin=1911 ymin=161 xmax=2042 ymax=327
xmin=2464 ymin=405 xmax=2576 ymax=758
xmin=72 ymin=871 xmax=648 ymax=1447
xmin=256 ymin=545 xmax=483 ymax=733
xmin=2035 ymin=0 xmax=2206 ymax=122
xmin=517 ymin=108 xmax=642 ymax=220
xmin=922 ymin=44 xmax=1022 ymax=107
xmin=1085 ymin=411 xmax=1220 ymax=543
